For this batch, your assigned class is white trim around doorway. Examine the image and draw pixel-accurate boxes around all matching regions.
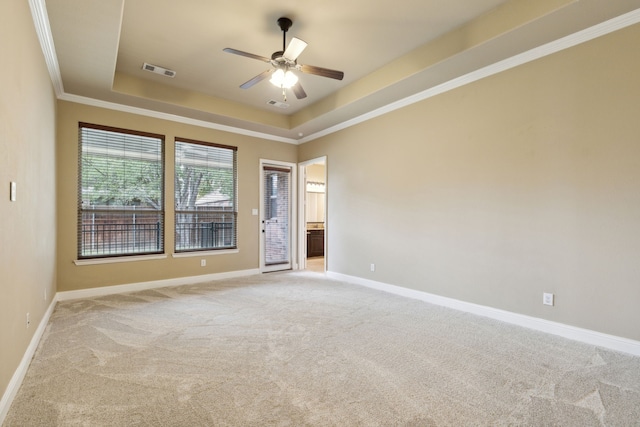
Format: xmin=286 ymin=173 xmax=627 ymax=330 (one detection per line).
xmin=298 ymin=156 xmax=327 ymax=272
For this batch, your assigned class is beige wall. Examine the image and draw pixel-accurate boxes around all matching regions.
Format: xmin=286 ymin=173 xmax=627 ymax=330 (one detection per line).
xmin=299 ymin=23 xmax=640 ymax=341
xmin=0 ymin=0 xmax=57 ymax=403
xmin=56 ymin=102 xmax=297 ymax=292
xmin=306 ymin=164 xmax=325 ymax=183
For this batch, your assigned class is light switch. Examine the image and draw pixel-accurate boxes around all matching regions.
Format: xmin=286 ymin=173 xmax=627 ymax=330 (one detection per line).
xmin=252 ymin=208 xmax=258 ymax=216
xmin=10 ymin=182 xmax=16 ymax=202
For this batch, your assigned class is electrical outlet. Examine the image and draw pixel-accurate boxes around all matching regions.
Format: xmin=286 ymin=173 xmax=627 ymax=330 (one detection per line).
xmin=370 ymin=263 xmax=375 ymax=272
xmin=200 ymin=259 xmax=206 ymax=267
xmin=26 ymin=312 xmax=30 ymax=328
xmin=543 ymin=292 xmax=554 ymax=306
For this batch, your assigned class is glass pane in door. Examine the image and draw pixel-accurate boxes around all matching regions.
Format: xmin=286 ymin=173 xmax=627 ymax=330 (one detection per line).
xmin=263 ymin=166 xmax=290 ymax=266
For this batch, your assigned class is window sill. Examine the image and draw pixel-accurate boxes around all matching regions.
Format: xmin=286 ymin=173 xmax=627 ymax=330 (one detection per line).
xmin=73 ymin=249 xmax=239 ymax=265
xmin=172 ymin=249 xmax=239 ymax=258
xmin=74 ymin=254 xmax=167 ymax=266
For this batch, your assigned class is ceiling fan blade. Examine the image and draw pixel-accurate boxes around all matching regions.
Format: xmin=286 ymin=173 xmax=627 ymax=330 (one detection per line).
xmin=239 ymin=69 xmax=274 ymax=89
xmin=299 ymin=64 xmax=344 ymax=80
xmin=283 ymin=37 xmax=308 ymax=61
xmin=223 ymin=48 xmax=271 ymax=63
xmin=292 ymin=82 xmax=307 ymax=99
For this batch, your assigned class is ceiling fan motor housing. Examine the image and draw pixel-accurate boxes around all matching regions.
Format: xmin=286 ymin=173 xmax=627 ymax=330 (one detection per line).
xmin=277 ymin=17 xmax=293 ymax=32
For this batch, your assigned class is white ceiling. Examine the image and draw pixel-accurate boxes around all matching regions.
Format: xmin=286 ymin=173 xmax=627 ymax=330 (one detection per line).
xmin=37 ymin=0 xmax=640 ymax=143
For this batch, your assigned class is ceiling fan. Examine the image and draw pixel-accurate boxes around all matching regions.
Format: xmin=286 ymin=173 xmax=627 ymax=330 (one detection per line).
xmin=223 ymin=17 xmax=344 ymax=101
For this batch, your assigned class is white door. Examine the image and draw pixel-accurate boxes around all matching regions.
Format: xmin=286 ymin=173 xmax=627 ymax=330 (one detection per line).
xmin=260 ymin=160 xmax=296 ymax=272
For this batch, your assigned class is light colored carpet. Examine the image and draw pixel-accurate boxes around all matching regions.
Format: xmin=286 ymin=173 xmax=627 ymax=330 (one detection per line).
xmin=4 ymin=271 xmax=640 ymax=426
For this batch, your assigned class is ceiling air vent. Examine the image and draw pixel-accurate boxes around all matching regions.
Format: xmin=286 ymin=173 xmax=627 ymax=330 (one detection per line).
xmin=267 ymin=99 xmax=289 ymax=109
xmin=142 ymin=62 xmax=176 ymax=78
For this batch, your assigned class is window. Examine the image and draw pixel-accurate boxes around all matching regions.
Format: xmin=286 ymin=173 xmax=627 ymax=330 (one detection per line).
xmin=267 ymin=174 xmax=278 ymax=219
xmin=78 ymin=123 xmax=164 ymax=259
xmin=175 ymin=138 xmax=237 ymax=252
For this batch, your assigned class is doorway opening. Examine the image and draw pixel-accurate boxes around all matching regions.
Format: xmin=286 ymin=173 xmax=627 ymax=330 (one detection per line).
xmin=298 ymin=157 xmax=326 ymax=273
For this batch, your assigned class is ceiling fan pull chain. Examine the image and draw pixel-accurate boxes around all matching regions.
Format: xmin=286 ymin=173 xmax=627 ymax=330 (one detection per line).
xmin=282 ymin=86 xmax=287 ymax=102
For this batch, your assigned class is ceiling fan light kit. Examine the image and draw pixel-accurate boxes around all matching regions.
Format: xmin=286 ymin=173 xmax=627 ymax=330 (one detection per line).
xmin=223 ymin=17 xmax=344 ymax=101
xmin=270 ymin=69 xmax=298 ymax=89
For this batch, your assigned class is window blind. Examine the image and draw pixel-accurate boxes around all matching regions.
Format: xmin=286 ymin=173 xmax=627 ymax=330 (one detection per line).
xmin=263 ymin=166 xmax=290 ymax=265
xmin=174 ymin=138 xmax=237 ymax=252
xmin=78 ymin=123 xmax=164 ymax=258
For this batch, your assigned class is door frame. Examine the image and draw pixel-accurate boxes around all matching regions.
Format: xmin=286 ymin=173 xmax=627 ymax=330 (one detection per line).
xmin=259 ymin=159 xmax=297 ymax=273
xmin=298 ymin=156 xmax=327 ymax=272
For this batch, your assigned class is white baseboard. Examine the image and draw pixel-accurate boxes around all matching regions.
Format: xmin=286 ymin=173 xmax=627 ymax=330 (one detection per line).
xmin=0 ymin=297 xmax=57 ymax=425
xmin=56 ymin=268 xmax=260 ymax=301
xmin=327 ymin=271 xmax=640 ymax=357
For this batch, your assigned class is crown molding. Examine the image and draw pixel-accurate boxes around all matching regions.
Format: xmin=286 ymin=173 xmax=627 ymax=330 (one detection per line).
xmin=299 ymin=8 xmax=640 ymax=144
xmin=28 ymin=0 xmax=64 ymax=96
xmin=58 ymin=93 xmax=299 ymax=145
xmin=30 ymin=0 xmax=640 ymax=145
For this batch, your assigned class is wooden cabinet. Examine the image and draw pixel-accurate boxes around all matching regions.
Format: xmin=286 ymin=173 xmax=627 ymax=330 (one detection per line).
xmin=307 ymin=229 xmax=324 ymax=257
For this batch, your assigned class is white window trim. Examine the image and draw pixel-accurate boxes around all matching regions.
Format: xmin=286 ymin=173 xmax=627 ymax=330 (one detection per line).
xmin=74 ymin=254 xmax=167 ymax=266
xmin=172 ymin=249 xmax=239 ymax=258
